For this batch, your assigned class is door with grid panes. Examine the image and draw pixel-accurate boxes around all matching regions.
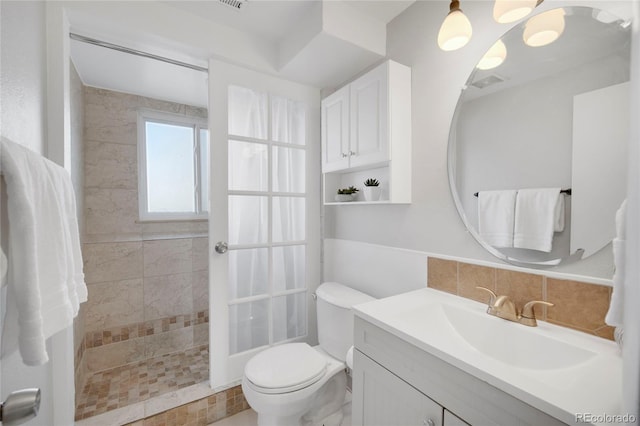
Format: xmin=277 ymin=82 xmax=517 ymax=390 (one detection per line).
xmin=208 ymin=60 xmax=320 ymax=389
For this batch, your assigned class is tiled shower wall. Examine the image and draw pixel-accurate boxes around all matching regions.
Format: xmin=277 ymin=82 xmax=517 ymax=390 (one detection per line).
xmin=76 ymin=87 xmax=209 ymax=391
xmin=427 ymin=257 xmax=615 ymax=340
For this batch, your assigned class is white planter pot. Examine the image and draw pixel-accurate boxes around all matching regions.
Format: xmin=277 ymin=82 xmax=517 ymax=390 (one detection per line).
xmin=363 ymin=186 xmax=381 ymax=201
xmin=335 ymin=194 xmax=355 ymax=202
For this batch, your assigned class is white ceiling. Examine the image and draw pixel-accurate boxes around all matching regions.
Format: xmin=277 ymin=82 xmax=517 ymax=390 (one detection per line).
xmin=161 ymin=1 xmax=319 ymax=44
xmin=69 ymin=0 xmax=414 ymax=108
xmin=162 ymin=0 xmax=414 ymax=43
xmin=465 ymin=7 xmax=631 ymax=100
xmin=71 ymin=38 xmax=210 ymax=107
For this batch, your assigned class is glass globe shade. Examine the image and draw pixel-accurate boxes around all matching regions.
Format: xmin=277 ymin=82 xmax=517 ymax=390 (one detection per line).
xmin=524 ymin=9 xmax=566 ymax=47
xmin=493 ymin=0 xmax=537 ymax=23
xmin=438 ymin=9 xmax=473 ymax=51
xmin=477 ymin=39 xmax=507 ymax=70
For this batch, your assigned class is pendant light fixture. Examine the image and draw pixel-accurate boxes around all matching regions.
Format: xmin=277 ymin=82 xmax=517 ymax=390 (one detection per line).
xmin=523 ymin=8 xmax=565 ymax=47
xmin=493 ymin=0 xmax=538 ymax=24
xmin=437 ymin=0 xmax=473 ymax=51
xmin=477 ymin=39 xmax=507 ymax=70
xmin=437 ymin=0 xmax=553 ymax=52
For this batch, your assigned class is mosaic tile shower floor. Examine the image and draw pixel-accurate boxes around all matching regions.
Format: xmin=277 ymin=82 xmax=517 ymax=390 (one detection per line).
xmin=76 ymin=345 xmax=209 ymax=421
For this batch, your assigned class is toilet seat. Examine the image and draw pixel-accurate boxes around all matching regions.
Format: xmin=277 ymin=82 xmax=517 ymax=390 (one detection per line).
xmin=245 ymin=343 xmax=328 ymax=395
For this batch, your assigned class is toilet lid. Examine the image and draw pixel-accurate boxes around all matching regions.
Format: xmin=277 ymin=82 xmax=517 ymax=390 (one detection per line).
xmin=245 ymin=343 xmax=327 ymax=393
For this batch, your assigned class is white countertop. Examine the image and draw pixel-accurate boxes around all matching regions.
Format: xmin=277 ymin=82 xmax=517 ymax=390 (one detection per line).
xmin=353 ymin=288 xmax=622 ymax=426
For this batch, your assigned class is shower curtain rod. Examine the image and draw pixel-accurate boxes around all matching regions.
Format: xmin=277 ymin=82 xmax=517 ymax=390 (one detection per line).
xmin=69 ymin=33 xmax=209 ymax=73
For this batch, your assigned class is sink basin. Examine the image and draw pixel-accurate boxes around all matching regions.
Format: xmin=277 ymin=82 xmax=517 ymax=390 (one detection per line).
xmin=440 ymin=304 xmax=597 ymax=370
xmin=393 ymin=303 xmax=597 ymax=370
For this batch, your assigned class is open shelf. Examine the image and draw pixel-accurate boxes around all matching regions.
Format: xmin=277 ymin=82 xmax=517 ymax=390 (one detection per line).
xmin=323 ymin=164 xmax=410 ymax=205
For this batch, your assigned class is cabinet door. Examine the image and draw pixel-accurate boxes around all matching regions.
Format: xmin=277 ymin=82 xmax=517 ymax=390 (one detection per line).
xmin=349 ymin=63 xmax=389 ymax=169
xmin=444 ymin=410 xmax=470 ymax=426
xmin=353 ymin=350 xmax=443 ymax=426
xmin=321 ymin=85 xmax=350 ymax=172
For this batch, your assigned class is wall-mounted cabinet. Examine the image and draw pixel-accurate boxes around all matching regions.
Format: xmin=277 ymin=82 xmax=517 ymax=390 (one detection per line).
xmin=321 ymin=60 xmax=411 ymax=205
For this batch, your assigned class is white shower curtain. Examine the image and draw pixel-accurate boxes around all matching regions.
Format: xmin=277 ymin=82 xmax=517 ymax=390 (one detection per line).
xmin=227 ymin=87 xmax=307 ymax=354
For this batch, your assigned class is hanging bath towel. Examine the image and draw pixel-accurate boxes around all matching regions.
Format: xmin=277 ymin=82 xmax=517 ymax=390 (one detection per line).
xmin=0 ymin=138 xmax=87 ymax=366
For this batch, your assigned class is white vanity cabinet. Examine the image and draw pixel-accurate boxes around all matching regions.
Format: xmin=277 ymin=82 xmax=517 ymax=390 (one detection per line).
xmin=352 ymin=317 xmax=565 ymax=426
xmin=354 ymin=351 xmax=443 ymax=426
xmin=444 ymin=410 xmax=470 ymax=426
xmin=321 ymin=60 xmax=411 ymax=204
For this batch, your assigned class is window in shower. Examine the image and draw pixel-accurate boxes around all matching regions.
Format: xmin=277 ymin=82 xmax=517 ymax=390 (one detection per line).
xmin=138 ymin=110 xmax=209 ymax=220
xmin=227 ymin=85 xmax=308 ymax=355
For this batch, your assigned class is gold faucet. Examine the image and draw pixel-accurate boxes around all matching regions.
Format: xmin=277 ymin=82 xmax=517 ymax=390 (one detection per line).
xmin=476 ymin=287 xmax=554 ymax=327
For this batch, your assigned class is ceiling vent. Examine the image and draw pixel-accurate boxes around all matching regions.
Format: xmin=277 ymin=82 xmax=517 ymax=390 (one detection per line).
xmin=218 ymin=0 xmax=246 ymax=10
xmin=471 ymin=74 xmax=507 ymax=89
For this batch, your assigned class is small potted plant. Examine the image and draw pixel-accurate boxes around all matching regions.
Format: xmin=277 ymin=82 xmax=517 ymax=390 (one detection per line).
xmin=363 ymin=178 xmax=381 ymax=201
xmin=335 ymin=186 xmax=359 ymax=202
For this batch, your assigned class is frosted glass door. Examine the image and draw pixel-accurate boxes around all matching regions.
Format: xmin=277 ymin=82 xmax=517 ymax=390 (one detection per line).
xmin=209 ymin=60 xmax=320 ymax=389
xmin=226 ymin=86 xmax=307 ymax=355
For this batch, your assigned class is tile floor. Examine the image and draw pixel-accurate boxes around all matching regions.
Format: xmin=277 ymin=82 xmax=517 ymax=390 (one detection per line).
xmin=213 ymin=408 xmax=258 ymax=425
xmin=75 ymin=345 xmax=209 ymax=420
xmin=215 ymin=392 xmax=353 ymax=426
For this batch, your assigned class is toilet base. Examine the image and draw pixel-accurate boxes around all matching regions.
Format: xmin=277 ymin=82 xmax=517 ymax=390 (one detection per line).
xmin=257 ymin=408 xmax=344 ymax=426
xmin=301 ymin=371 xmax=346 ymax=425
xmin=257 ymin=413 xmax=303 ymax=426
xmin=302 ymin=409 xmax=344 ymax=426
xmin=249 ymin=369 xmax=347 ymax=426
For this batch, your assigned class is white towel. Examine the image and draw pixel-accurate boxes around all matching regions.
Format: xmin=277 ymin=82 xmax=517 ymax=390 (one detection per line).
xmin=477 ymin=190 xmax=517 ymax=248
xmin=45 ymin=160 xmax=87 ymax=310
xmin=0 ymin=138 xmax=87 ymax=366
xmin=0 ymin=247 xmax=6 ymax=287
xmin=606 ymin=199 xmax=627 ymax=327
xmin=513 ymin=188 xmax=562 ymax=252
xmin=554 ymin=194 xmax=565 ymax=232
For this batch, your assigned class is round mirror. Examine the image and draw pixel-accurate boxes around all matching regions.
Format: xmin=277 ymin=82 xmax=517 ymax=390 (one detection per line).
xmin=448 ymin=6 xmax=631 ymax=268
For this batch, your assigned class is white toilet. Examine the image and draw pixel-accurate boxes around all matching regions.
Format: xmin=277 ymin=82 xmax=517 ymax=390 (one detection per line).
xmin=242 ymin=282 xmax=375 ymax=426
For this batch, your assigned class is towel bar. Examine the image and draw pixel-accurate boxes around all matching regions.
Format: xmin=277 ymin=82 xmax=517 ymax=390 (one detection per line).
xmin=474 ymin=188 xmax=572 ymax=197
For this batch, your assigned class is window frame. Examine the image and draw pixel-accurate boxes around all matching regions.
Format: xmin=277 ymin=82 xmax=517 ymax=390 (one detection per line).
xmin=137 ymin=109 xmax=209 ymax=222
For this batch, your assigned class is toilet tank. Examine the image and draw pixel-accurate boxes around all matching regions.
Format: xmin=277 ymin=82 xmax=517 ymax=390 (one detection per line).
xmin=315 ymin=282 xmax=375 ymax=361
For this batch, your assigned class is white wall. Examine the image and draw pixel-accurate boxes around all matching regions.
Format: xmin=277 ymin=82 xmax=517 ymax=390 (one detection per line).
xmin=70 ymin=60 xmax=85 ymax=238
xmin=622 ymin=0 xmax=640 ymax=419
xmin=1 ymin=2 xmax=75 ymax=425
xmin=323 ymin=239 xmax=428 ymax=299
xmin=0 ymin=1 xmax=54 ymax=424
xmin=1 ymin=1 xmax=48 ymax=154
xmin=572 ymin=82 xmax=629 ymax=257
xmin=324 ymin=0 xmax=633 ymax=281
xmin=457 ymin=57 xmax=627 ymax=229
xmin=455 ymin=56 xmax=628 ymax=261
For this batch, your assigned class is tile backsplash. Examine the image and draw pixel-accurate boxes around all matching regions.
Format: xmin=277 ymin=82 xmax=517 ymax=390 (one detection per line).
xmin=427 ymin=257 xmax=614 ymax=340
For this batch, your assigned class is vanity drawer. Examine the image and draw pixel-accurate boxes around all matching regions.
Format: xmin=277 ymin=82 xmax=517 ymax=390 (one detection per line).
xmin=354 ymin=317 xmax=565 ymax=426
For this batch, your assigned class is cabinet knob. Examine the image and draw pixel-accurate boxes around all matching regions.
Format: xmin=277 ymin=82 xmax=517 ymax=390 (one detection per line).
xmin=349 ymin=150 xmax=356 ymax=156
xmin=341 ymin=152 xmax=348 ymax=158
